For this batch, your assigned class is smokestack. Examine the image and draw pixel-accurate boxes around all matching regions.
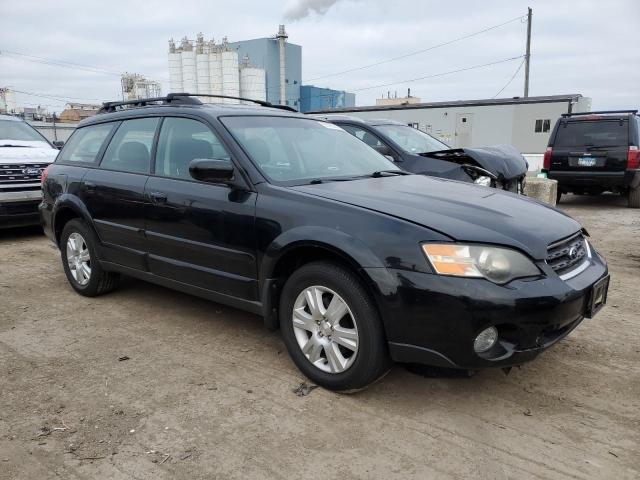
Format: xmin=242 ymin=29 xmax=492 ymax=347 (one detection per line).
xmin=276 ymin=25 xmax=288 ymax=106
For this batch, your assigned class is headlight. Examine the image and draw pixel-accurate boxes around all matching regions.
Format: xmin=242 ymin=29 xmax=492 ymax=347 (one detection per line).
xmin=474 ymin=175 xmax=492 ymax=187
xmin=422 ymin=244 xmax=541 ymax=284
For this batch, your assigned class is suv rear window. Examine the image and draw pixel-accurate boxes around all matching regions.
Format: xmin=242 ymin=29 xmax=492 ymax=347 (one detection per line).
xmin=58 ymin=123 xmax=114 ymax=164
xmin=554 ymin=120 xmax=629 ymax=148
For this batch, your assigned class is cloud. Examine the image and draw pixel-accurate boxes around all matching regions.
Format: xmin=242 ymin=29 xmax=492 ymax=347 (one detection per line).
xmin=283 ymin=0 xmax=343 ymax=21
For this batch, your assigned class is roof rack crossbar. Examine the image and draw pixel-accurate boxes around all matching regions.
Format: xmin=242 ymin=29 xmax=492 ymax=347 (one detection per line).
xmin=561 ymin=109 xmax=638 ymax=117
xmin=98 ymin=93 xmax=298 ymax=114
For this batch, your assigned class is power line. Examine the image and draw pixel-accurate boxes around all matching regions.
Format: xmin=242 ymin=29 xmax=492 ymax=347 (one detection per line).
xmin=351 ymin=55 xmax=525 ymax=93
xmin=0 ymin=49 xmax=123 ymax=76
xmin=492 ymin=58 xmax=525 ymax=98
xmin=12 ymin=89 xmax=104 ymax=103
xmin=303 ymin=14 xmax=527 ymax=83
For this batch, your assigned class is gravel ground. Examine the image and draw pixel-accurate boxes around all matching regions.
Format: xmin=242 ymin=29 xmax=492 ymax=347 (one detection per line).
xmin=1 ymin=193 xmax=638 ymax=479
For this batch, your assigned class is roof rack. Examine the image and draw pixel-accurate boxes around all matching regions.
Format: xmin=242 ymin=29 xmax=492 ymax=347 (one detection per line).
xmin=98 ymin=93 xmax=297 ymax=114
xmin=561 ymin=109 xmax=638 ymax=117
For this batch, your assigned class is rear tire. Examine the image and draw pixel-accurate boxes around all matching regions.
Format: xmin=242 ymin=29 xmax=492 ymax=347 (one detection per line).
xmin=629 ymin=186 xmax=640 ymax=208
xmin=279 ymin=261 xmax=390 ymax=391
xmin=60 ymin=219 xmax=120 ymax=296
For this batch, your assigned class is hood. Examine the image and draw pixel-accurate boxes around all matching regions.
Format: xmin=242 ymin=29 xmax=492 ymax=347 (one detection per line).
xmin=292 ymin=175 xmax=581 ymax=260
xmin=0 ymin=140 xmax=58 ymax=164
xmin=417 ymin=144 xmax=528 ymax=180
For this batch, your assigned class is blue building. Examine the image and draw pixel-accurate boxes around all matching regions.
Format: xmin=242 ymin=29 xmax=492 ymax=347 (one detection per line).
xmin=228 ymin=35 xmax=302 ymax=108
xmin=299 ymin=85 xmax=356 ymax=113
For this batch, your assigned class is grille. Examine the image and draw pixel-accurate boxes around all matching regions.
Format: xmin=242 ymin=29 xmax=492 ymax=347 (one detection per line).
xmin=546 ymin=233 xmax=588 ymax=276
xmin=0 ymin=163 xmax=47 ymax=185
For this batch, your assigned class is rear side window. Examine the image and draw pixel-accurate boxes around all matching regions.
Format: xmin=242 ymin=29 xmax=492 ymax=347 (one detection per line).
xmin=57 ymin=123 xmax=114 ymax=164
xmin=154 ymin=117 xmax=230 ymax=180
xmin=340 ymin=125 xmax=385 ymax=148
xmin=554 ymin=120 xmax=629 ymax=147
xmin=100 ymin=118 xmax=159 ymax=174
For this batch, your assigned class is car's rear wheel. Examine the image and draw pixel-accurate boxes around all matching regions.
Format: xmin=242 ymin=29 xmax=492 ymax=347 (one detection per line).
xmin=556 ymin=190 xmax=562 ymax=204
xmin=279 ymin=261 xmax=390 ymax=391
xmin=629 ymin=186 xmax=640 ymax=208
xmin=60 ymin=219 xmax=120 ymax=296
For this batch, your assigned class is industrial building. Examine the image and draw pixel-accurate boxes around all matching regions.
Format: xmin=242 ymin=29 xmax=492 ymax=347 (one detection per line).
xmin=299 ymin=85 xmax=355 ymax=113
xmin=0 ymin=88 xmax=17 ymax=114
xmin=168 ymin=26 xmax=353 ymax=110
xmin=311 ymin=94 xmax=592 ymax=157
xmin=121 ymin=73 xmax=162 ymax=101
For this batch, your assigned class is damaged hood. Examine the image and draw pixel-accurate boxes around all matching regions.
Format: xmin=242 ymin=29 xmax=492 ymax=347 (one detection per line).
xmin=293 ymin=174 xmax=581 ymax=260
xmin=415 ymin=144 xmax=528 ymax=181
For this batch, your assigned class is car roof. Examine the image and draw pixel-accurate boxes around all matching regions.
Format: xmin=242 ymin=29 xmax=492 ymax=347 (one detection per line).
xmin=309 ymin=114 xmax=407 ymax=127
xmin=560 ymin=110 xmax=638 ymax=122
xmin=79 ymin=102 xmax=311 ymax=127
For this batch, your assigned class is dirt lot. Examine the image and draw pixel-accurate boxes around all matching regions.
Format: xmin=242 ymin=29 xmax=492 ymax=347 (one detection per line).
xmin=1 ymin=193 xmax=639 ymax=479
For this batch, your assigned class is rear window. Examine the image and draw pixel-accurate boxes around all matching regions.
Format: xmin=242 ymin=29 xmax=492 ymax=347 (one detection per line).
xmin=58 ymin=123 xmax=115 ymax=164
xmin=554 ymin=120 xmax=629 ymax=148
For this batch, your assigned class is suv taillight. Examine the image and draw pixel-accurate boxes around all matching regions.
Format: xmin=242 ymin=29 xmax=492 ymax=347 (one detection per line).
xmin=628 ymin=146 xmax=640 ymax=169
xmin=543 ymin=147 xmax=553 ymax=170
xmin=41 ymin=165 xmax=50 ymax=185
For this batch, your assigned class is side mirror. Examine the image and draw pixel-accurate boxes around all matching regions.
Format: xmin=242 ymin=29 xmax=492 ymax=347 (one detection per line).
xmin=52 ymin=140 xmax=65 ymax=149
xmin=189 ymin=158 xmax=234 ymax=183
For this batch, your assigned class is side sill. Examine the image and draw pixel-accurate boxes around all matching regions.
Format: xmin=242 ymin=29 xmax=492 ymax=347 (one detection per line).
xmin=100 ymin=260 xmax=264 ymax=316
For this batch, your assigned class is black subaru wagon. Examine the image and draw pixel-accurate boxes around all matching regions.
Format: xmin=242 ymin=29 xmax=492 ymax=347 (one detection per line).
xmin=40 ymin=94 xmax=609 ymax=391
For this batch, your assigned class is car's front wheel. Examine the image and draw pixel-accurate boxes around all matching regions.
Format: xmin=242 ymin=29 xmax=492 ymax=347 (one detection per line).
xmin=279 ymin=261 xmax=390 ymax=391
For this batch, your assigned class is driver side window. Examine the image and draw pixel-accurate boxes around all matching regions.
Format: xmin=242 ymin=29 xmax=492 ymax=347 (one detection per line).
xmin=155 ymin=117 xmax=230 ymax=180
xmin=341 ymin=125 xmax=384 ymax=148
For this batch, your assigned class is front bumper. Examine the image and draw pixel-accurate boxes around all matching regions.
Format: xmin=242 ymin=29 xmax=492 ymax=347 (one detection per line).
xmin=366 ymin=247 xmax=608 ymax=369
xmin=0 ymin=191 xmax=43 ymax=229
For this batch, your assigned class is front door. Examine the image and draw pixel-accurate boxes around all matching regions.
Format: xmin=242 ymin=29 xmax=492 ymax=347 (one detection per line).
xmin=455 ymin=113 xmax=474 ymax=148
xmin=82 ymin=117 xmax=159 ymax=270
xmin=144 ymin=116 xmax=258 ymax=301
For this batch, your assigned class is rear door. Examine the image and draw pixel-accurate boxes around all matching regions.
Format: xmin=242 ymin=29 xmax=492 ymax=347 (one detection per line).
xmin=82 ymin=117 xmax=159 ymax=270
xmin=144 ymin=116 xmax=258 ymax=301
xmin=550 ymin=118 xmax=629 ymax=172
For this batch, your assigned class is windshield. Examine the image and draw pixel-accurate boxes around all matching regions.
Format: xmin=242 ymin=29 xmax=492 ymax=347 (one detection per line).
xmin=0 ymin=119 xmax=49 ymax=144
xmin=554 ymin=120 xmax=629 ymax=148
xmin=376 ymin=124 xmax=449 ymax=154
xmin=221 ymin=116 xmax=399 ymax=184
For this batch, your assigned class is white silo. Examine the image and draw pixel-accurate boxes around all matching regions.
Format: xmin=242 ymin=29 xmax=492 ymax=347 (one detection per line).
xmin=195 ymin=33 xmax=211 ymax=101
xmin=168 ymin=39 xmax=183 ymax=93
xmin=240 ymin=56 xmax=266 ymax=103
xmin=209 ymin=43 xmax=223 ymax=103
xmin=221 ymin=40 xmax=240 ymax=104
xmin=180 ymin=37 xmax=197 ymax=94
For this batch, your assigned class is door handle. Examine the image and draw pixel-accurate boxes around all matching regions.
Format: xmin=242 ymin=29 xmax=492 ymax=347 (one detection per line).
xmin=84 ymin=181 xmax=97 ymax=191
xmin=149 ymin=191 xmax=167 ymax=204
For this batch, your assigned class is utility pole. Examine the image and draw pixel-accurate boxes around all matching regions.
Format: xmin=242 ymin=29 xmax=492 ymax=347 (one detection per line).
xmin=524 ymin=7 xmax=532 ymax=97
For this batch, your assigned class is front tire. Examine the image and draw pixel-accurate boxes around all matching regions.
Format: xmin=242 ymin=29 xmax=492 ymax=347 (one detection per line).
xmin=60 ymin=219 xmax=120 ymax=296
xmin=279 ymin=261 xmax=390 ymax=391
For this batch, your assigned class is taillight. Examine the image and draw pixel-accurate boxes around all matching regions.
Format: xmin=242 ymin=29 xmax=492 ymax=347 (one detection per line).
xmin=543 ymin=147 xmax=553 ymax=170
xmin=41 ymin=165 xmax=50 ymax=185
xmin=628 ymin=146 xmax=640 ymax=169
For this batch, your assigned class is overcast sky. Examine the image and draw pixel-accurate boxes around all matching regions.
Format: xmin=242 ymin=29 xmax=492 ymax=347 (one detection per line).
xmin=1 ymin=0 xmax=638 ymax=113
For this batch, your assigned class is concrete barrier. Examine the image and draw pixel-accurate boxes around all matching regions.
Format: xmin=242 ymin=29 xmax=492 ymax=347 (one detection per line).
xmin=524 ymin=178 xmax=558 ymax=206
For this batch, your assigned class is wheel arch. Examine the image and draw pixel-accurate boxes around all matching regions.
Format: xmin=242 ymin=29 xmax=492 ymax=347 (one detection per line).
xmin=259 ymin=227 xmax=388 ymax=331
xmin=52 ymin=195 xmax=97 ymax=245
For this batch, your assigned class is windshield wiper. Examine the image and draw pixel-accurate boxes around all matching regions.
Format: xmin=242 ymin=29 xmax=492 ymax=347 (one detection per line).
xmin=371 ymin=170 xmax=411 ymax=177
xmin=0 ymin=144 xmax=31 ymax=148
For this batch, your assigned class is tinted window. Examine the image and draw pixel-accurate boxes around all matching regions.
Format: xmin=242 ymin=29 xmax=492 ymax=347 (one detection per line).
xmin=58 ymin=123 xmax=114 ymax=164
xmin=554 ymin=120 xmax=629 ymax=147
xmin=375 ymin=124 xmax=450 ymax=153
xmin=100 ymin=118 xmax=159 ymax=174
xmin=0 ymin=119 xmax=49 ymax=143
xmin=221 ymin=116 xmax=398 ymax=184
xmin=155 ymin=117 xmax=230 ymax=180
xmin=340 ymin=125 xmax=385 ymax=148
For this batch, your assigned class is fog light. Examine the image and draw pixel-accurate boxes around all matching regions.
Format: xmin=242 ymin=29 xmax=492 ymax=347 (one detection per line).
xmin=474 ymin=326 xmax=498 ymax=353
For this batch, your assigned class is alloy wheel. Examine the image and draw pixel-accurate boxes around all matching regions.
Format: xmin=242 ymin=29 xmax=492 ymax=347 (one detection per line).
xmin=292 ymin=285 xmax=359 ymax=373
xmin=66 ymin=232 xmax=91 ymax=286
